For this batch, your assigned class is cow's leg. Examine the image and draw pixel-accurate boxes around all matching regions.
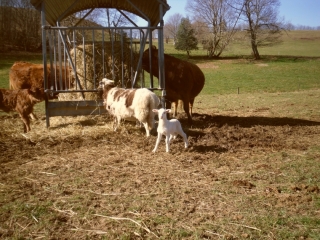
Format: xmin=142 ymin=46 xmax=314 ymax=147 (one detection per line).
xmin=189 ymin=98 xmax=195 ymax=117
xmin=29 ymin=112 xmax=37 ymax=120
xmin=165 ymin=100 xmax=172 ymax=119
xmin=20 ymin=113 xmax=31 ymax=132
xmin=182 ymin=97 xmax=192 ymax=124
xmin=173 ymin=100 xmax=178 ymax=117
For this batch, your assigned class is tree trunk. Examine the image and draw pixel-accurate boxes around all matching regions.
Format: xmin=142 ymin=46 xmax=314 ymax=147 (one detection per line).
xmin=249 ymin=28 xmax=261 ymax=60
xmin=251 ymin=42 xmax=261 ymax=60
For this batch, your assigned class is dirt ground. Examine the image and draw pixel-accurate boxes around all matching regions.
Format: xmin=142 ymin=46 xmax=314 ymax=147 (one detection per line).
xmin=0 ymin=92 xmax=320 ymax=239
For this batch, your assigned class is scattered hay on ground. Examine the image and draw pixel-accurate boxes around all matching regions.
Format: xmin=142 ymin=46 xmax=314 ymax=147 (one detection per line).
xmin=1 ymin=92 xmax=320 ymax=239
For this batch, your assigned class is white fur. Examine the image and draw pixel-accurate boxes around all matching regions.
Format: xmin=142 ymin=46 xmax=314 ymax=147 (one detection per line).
xmin=152 ymin=108 xmax=188 ymax=153
xmin=100 ymin=78 xmax=160 ymax=137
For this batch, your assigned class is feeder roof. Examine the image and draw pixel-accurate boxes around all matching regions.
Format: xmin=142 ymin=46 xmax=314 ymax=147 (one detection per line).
xmin=30 ymin=0 xmax=170 ymax=26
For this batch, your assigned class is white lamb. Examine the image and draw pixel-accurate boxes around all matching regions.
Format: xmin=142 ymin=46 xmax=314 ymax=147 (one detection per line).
xmin=152 ymin=108 xmax=188 ymax=153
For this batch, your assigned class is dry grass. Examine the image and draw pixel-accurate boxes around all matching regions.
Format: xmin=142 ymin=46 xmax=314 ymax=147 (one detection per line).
xmin=1 ymin=90 xmax=320 ymax=239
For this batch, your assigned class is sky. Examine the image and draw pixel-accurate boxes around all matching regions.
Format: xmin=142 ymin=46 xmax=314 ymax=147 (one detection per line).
xmin=137 ymin=0 xmax=320 ymax=28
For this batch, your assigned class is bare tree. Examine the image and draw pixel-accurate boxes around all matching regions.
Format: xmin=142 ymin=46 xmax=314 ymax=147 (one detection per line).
xmin=0 ymin=0 xmax=40 ymax=51
xmin=99 ymin=9 xmax=137 ymax=41
xmin=191 ymin=17 xmax=212 ymax=53
xmin=164 ymin=13 xmax=183 ymax=44
xmin=239 ymin=0 xmax=284 ymax=59
xmin=186 ymin=0 xmax=241 ymax=57
xmin=100 ymin=8 xmax=137 ymax=28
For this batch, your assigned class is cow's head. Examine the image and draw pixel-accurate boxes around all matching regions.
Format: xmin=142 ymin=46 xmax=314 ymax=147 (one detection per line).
xmin=28 ymin=87 xmax=46 ymax=102
xmin=142 ymin=46 xmax=158 ymax=71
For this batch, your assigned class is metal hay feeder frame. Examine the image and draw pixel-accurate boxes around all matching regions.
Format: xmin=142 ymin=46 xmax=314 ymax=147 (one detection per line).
xmin=30 ymin=0 xmax=170 ymax=127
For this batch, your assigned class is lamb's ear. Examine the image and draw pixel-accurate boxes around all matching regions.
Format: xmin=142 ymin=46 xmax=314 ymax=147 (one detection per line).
xmin=166 ymin=109 xmax=171 ymax=113
xmin=152 ymin=109 xmax=158 ymax=113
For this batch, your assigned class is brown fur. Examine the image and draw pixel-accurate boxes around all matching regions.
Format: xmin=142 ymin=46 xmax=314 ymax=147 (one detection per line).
xmin=142 ymin=46 xmax=205 ymax=124
xmin=108 ymin=87 xmax=137 ymax=108
xmin=101 ymin=83 xmax=115 ymax=100
xmin=0 ymin=87 xmax=45 ymax=132
xmin=113 ymin=89 xmax=125 ymax=102
xmin=125 ymin=90 xmax=136 ymax=108
xmin=9 ymin=61 xmax=74 ymax=96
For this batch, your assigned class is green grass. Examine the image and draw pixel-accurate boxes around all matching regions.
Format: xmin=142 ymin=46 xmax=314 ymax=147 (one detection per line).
xmin=161 ymin=30 xmax=320 ymax=95
xmin=202 ymin=57 xmax=320 ymax=95
xmin=0 ymin=31 xmax=319 ymax=96
xmin=164 ymin=30 xmax=320 ymax=58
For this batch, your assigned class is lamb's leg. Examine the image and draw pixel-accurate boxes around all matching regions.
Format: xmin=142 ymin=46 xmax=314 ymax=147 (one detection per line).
xmin=152 ymin=133 xmax=162 ymax=152
xmin=177 ymin=124 xmax=188 ymax=149
xmin=165 ymin=135 xmax=170 ymax=152
xmin=169 ymin=134 xmax=177 ymax=142
xmin=179 ymin=131 xmax=188 ymax=149
xmin=169 ymin=134 xmax=174 ymax=142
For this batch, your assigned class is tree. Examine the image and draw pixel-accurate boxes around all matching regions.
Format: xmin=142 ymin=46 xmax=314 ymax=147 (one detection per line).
xmin=186 ymin=0 xmax=241 ymax=57
xmin=0 ymin=0 xmax=41 ymax=51
xmin=100 ymin=8 xmax=137 ymax=28
xmin=191 ymin=17 xmax=210 ymax=45
xmin=164 ymin=13 xmax=183 ymax=44
xmin=239 ymin=0 xmax=284 ymax=59
xmin=175 ymin=18 xmax=198 ymax=57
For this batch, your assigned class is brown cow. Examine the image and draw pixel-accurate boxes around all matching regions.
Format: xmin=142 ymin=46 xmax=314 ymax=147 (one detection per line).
xmin=0 ymin=87 xmax=45 ymax=132
xmin=9 ymin=61 xmax=73 ymax=93
xmin=9 ymin=61 xmax=73 ymax=118
xmin=142 ymin=46 xmax=205 ymax=124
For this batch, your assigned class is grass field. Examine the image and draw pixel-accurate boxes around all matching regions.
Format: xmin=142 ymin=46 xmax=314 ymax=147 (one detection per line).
xmin=0 ymin=31 xmax=320 ymax=239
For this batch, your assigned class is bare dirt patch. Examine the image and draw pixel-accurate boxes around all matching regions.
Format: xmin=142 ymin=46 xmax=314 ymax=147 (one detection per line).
xmin=1 ymin=94 xmax=320 ymax=239
xmin=255 ymin=63 xmax=269 ymax=67
xmin=197 ymin=62 xmax=219 ymax=69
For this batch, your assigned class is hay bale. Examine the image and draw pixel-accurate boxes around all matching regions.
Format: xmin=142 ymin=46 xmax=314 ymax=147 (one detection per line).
xmin=66 ymin=42 xmax=138 ymax=100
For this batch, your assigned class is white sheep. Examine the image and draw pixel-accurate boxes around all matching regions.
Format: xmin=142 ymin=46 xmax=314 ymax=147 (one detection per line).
xmin=152 ymin=108 xmax=188 ymax=153
xmin=99 ymin=78 xmax=160 ymax=137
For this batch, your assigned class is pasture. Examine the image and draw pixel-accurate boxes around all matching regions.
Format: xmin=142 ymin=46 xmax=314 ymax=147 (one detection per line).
xmin=0 ymin=31 xmax=320 ymax=239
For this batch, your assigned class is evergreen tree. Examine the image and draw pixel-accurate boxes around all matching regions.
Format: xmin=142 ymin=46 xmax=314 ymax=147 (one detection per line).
xmin=175 ymin=18 xmax=198 ymax=57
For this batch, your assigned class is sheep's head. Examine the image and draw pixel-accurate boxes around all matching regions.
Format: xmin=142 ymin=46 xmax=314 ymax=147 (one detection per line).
xmin=98 ymin=78 xmax=115 ymax=99
xmin=153 ymin=108 xmax=170 ymax=120
xmin=99 ymin=78 xmax=115 ymax=88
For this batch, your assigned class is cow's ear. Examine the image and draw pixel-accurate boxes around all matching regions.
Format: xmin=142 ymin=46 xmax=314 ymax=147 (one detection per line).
xmin=152 ymin=109 xmax=158 ymax=113
xmin=152 ymin=45 xmax=157 ymax=50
